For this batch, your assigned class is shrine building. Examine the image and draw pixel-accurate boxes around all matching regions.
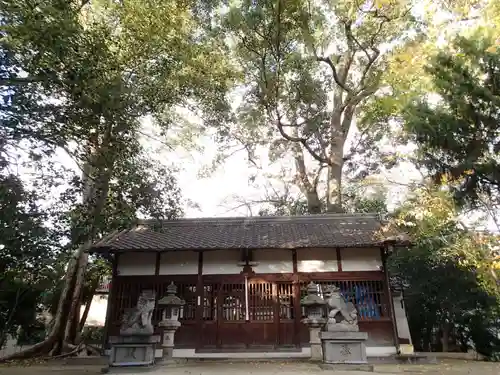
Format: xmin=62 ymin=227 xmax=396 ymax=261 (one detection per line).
xmin=89 ymin=213 xmax=412 ymax=359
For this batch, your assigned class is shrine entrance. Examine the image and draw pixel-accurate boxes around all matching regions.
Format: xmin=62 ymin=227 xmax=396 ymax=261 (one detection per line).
xmin=198 ymin=275 xmax=298 ymax=350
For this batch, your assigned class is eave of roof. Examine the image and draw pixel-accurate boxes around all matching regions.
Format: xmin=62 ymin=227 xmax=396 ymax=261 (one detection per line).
xmin=89 ymin=213 xmax=410 ymax=253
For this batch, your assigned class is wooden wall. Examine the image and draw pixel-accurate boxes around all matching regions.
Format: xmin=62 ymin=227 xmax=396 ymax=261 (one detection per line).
xmin=107 ymin=271 xmax=394 ymax=349
xmin=106 ymin=248 xmax=395 ymax=350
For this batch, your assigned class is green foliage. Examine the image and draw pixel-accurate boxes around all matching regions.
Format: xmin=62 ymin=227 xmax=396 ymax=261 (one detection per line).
xmin=343 ymin=182 xmax=388 ymax=215
xmin=387 ymin=187 xmax=500 ymax=357
xmin=401 ymin=34 xmax=500 ymax=213
xmin=80 ymin=325 xmax=104 ymax=344
xmin=16 ymin=320 xmax=47 ymax=346
xmin=1 ymin=0 xmax=235 ymax=240
xmin=0 ymin=171 xmax=64 ymax=345
xmin=1 ymin=0 xmax=235 ymax=179
xmin=258 ymin=197 xmax=311 ymax=217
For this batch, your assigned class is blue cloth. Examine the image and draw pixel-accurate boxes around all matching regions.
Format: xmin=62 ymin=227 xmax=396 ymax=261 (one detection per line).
xmin=339 ymin=284 xmax=380 ymax=319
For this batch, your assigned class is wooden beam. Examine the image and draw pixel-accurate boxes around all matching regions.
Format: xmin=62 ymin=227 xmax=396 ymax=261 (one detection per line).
xmin=336 ymin=247 xmax=342 ymax=272
xmin=292 ymin=249 xmax=298 ymax=274
xmin=155 ymin=252 xmax=161 ymax=275
xmin=292 ymin=249 xmax=301 ymax=347
xmin=102 ymin=253 xmax=119 ymax=349
xmin=114 ymin=270 xmax=385 ymax=283
xmin=196 ymin=251 xmax=204 ymax=350
xmin=381 ymin=247 xmax=400 ymax=353
xmin=273 ymin=283 xmax=280 ymax=347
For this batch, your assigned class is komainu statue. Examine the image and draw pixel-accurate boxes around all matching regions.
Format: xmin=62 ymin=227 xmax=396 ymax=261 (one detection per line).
xmin=323 ymin=285 xmax=359 ymax=332
xmin=120 ymin=290 xmax=156 ymax=335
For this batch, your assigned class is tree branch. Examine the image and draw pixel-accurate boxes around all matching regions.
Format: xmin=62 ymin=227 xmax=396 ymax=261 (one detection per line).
xmin=316 ymin=56 xmax=353 ymax=93
xmin=274 ymin=117 xmax=329 ymax=165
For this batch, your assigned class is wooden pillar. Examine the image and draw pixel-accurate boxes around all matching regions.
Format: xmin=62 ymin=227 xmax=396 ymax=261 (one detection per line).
xmin=292 ymin=249 xmax=302 ymax=347
xmin=154 ymin=252 xmax=161 ymax=275
xmin=273 ymin=283 xmax=280 ymax=347
xmin=336 ymin=247 xmax=342 ymax=271
xmin=196 ymin=251 xmax=203 ymax=350
xmin=102 ymin=252 xmax=119 ymax=350
xmin=381 ymin=247 xmax=400 ymax=353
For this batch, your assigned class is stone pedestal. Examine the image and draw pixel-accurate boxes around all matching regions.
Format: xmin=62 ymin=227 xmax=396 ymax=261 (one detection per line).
xmin=319 ymin=331 xmax=368 ymax=364
xmin=400 ymin=343 xmax=414 ymax=355
xmin=108 ymin=334 xmax=160 ymax=367
xmin=158 ymin=320 xmax=181 ymax=361
xmin=309 ymin=326 xmax=323 ymax=361
xmin=107 ymin=289 xmax=158 ymax=370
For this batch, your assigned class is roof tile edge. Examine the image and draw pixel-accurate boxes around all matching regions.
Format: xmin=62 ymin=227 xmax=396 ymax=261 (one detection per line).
xmin=136 ymin=212 xmax=383 ymax=227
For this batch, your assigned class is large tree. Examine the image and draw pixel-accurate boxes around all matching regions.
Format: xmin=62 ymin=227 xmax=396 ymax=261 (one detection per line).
xmin=398 ymin=34 xmax=500 ymax=228
xmin=219 ymin=0 xmax=416 ymax=213
xmin=0 ymin=0 xmax=234 ymax=358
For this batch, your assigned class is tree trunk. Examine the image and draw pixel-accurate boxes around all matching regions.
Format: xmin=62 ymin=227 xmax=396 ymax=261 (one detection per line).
xmin=79 ymin=295 xmax=93 ymax=332
xmin=326 ymin=162 xmax=343 ymax=213
xmin=63 ymin=251 xmax=89 ymax=346
xmin=291 ymin=140 xmax=322 ymax=214
xmin=305 ymin=190 xmax=322 ymax=214
xmin=0 ymin=126 xmax=115 ymax=362
xmin=49 ymin=126 xmax=113 ymax=354
xmin=47 ymin=250 xmax=82 ymax=356
xmin=326 ymin=93 xmax=346 ymax=213
xmin=79 ymin=275 xmax=101 ymax=332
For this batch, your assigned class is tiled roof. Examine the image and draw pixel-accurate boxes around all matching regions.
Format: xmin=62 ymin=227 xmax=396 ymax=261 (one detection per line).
xmin=90 ymin=213 xmax=406 ymax=252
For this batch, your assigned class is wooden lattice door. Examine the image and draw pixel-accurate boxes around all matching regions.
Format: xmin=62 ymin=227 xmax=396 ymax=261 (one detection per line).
xmin=199 ymin=277 xmax=297 ymax=349
xmin=217 ymin=280 xmax=247 ymax=348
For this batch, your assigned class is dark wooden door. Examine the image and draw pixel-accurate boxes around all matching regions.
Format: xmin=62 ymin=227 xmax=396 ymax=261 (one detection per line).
xmin=198 ymin=277 xmax=297 ymax=350
xmin=217 ymin=280 xmax=248 ymax=348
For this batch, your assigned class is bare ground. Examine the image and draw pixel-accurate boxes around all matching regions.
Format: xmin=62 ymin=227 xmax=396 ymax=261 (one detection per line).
xmin=0 ymin=360 xmax=498 ymax=375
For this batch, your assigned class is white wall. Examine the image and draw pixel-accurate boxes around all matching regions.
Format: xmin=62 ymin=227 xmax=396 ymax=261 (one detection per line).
xmin=296 ymin=248 xmax=338 ymax=272
xmin=115 ymin=248 xmax=383 ymax=276
xmin=340 ymin=248 xmax=382 ymax=271
xmin=84 ymin=295 xmax=108 ymax=326
xmin=393 ymin=295 xmax=412 ymax=343
xmin=252 ymin=249 xmax=293 ymax=273
xmin=203 ymin=250 xmax=242 ymax=274
xmin=160 ymin=251 xmax=198 ymax=275
xmin=117 ymin=252 xmax=156 ymax=275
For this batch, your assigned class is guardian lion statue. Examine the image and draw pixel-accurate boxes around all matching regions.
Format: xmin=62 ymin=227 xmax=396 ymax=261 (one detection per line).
xmin=120 ymin=289 xmax=156 ymax=335
xmin=323 ymin=285 xmax=359 ymax=332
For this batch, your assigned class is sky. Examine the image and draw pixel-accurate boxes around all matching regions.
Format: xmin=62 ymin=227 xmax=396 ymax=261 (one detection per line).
xmin=142 ymin=120 xmax=421 ymax=218
xmin=135 ymin=114 xmax=499 ymax=233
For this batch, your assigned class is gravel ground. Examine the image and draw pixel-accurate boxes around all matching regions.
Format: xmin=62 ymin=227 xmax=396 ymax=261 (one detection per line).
xmin=0 ymin=359 xmax=498 ymax=375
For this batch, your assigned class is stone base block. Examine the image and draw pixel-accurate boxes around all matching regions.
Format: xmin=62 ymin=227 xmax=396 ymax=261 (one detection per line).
xmin=319 ymin=331 xmax=368 ymax=364
xmin=319 ymin=363 xmax=374 ymax=372
xmin=119 ymin=326 xmax=154 ymax=336
xmin=399 ymin=344 xmax=414 ymax=355
xmin=326 ymin=323 xmax=359 ymax=332
xmin=109 ymin=335 xmax=160 ymax=367
xmin=102 ymin=365 xmax=156 ymax=374
xmin=310 ymin=343 xmax=323 ymax=361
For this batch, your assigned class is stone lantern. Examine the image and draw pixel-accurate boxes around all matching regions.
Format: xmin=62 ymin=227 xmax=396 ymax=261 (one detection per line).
xmin=301 ymin=281 xmax=327 ymax=360
xmin=157 ymin=282 xmax=185 ymax=361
